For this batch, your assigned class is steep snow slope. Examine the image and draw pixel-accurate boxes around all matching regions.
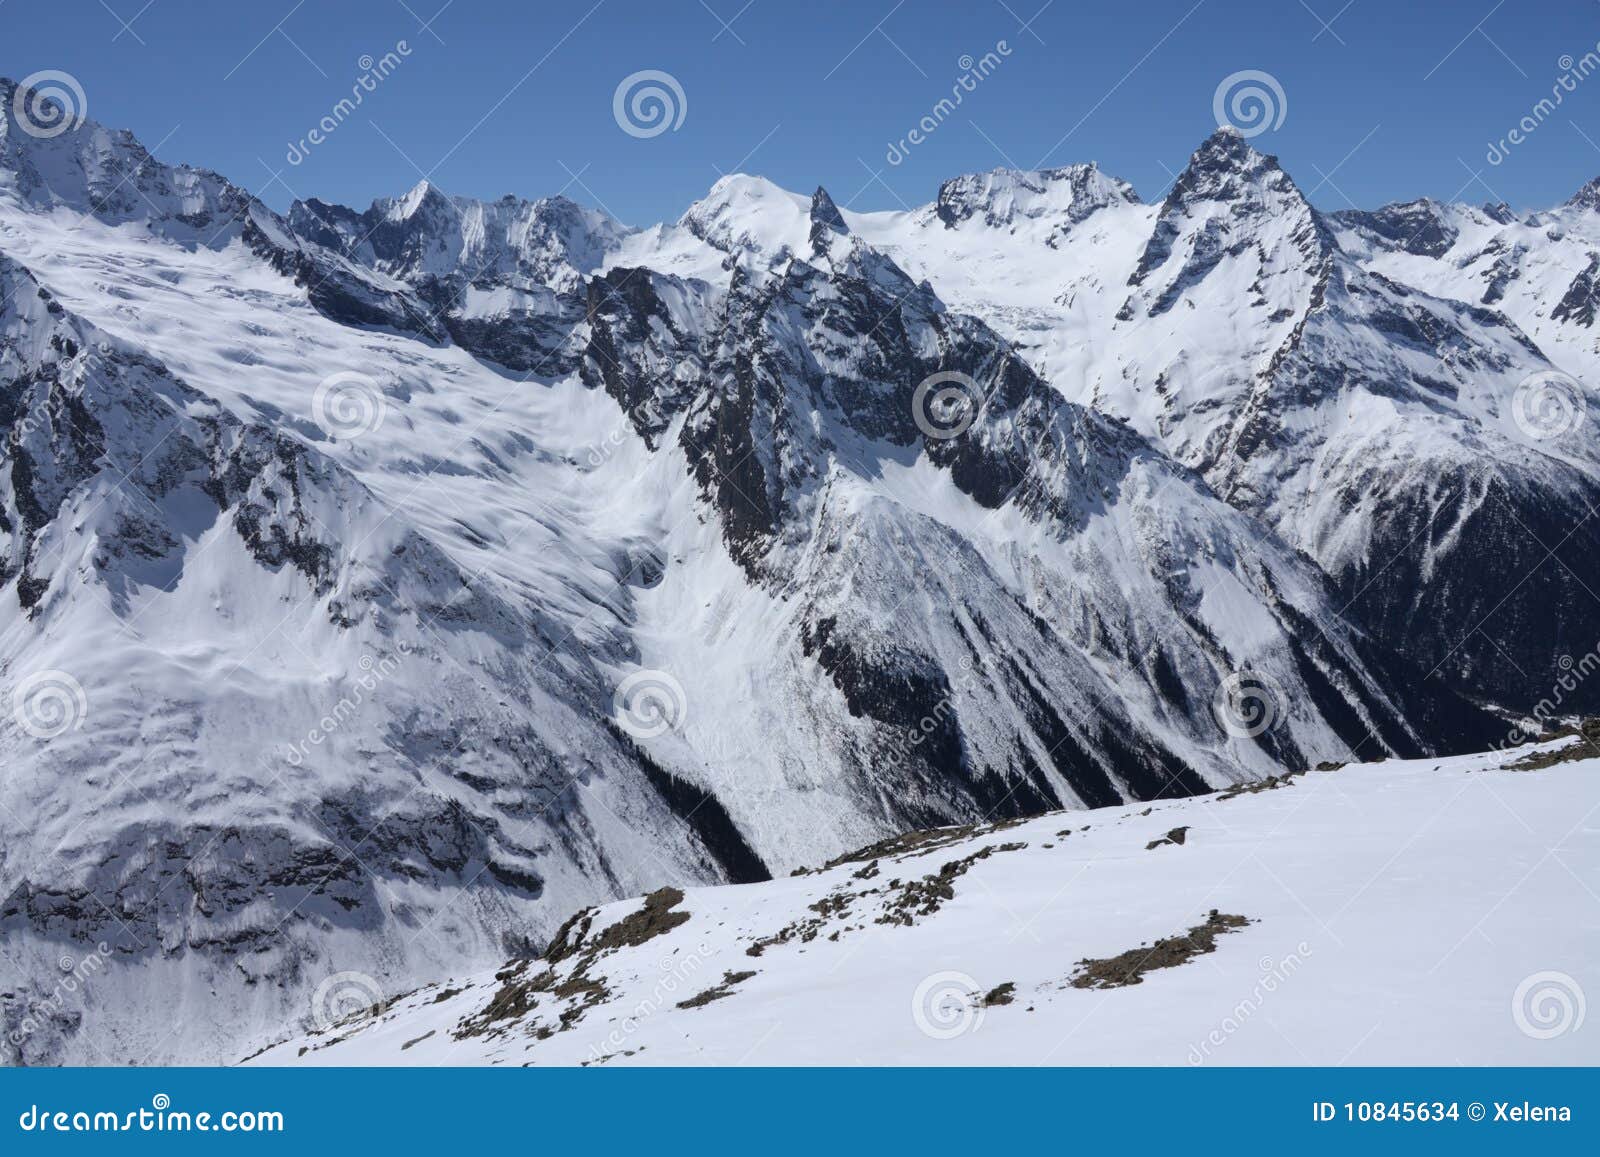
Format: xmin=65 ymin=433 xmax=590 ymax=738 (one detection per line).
xmin=0 ymin=249 xmax=743 ymax=1065
xmin=247 ymin=737 xmax=1600 ymax=1066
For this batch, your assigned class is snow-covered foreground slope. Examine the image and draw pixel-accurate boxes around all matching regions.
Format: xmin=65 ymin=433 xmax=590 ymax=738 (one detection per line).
xmin=249 ymin=738 xmax=1600 ymax=1066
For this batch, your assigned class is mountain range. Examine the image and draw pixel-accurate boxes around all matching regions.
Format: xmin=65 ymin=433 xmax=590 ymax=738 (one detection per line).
xmin=0 ymin=74 xmax=1594 ymax=1063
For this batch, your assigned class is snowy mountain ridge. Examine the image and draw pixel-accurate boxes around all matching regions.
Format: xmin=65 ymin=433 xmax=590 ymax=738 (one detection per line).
xmin=0 ymin=73 xmax=1593 ymax=1064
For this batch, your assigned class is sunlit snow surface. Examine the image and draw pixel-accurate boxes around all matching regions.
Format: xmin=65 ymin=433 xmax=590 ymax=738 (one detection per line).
xmin=251 ymin=742 xmax=1600 ymax=1066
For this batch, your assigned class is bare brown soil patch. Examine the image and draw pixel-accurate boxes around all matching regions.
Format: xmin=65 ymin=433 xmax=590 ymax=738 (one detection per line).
xmin=678 ymin=970 xmax=757 ymax=1009
xmin=1068 ymin=911 xmax=1252 ymax=990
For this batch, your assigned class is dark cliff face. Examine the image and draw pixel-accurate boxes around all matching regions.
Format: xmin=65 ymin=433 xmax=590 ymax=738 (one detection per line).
xmin=581 ymin=266 xmax=709 ymax=448
xmin=1551 ymin=254 xmax=1600 ymax=327
xmin=1333 ymin=464 xmax=1600 ymax=716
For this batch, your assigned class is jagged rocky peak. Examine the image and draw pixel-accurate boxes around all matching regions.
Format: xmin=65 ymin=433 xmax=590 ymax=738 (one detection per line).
xmin=933 ymin=163 xmax=1138 ymax=229
xmin=809 ymin=185 xmax=847 ymax=229
xmin=288 ymin=196 xmax=364 ymax=243
xmin=290 ymin=181 xmax=632 ymax=290
xmin=0 ymin=75 xmax=247 ymax=230
xmin=809 ymin=185 xmax=847 ymax=230
xmin=1564 ymin=175 xmax=1600 ymax=213
xmin=1329 ymin=198 xmax=1459 ymax=258
xmin=1122 ymin=128 xmax=1330 ymax=316
xmin=287 ymin=180 xmax=639 ymax=372
xmin=808 ymin=185 xmax=849 ymax=257
xmin=1481 ymin=200 xmax=1517 ymax=225
xmin=1159 ymin=126 xmax=1307 ymax=212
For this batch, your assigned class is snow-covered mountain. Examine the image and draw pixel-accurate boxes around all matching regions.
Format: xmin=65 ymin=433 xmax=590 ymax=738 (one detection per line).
xmin=246 ymin=736 xmax=1600 ymax=1066
xmin=0 ymin=247 xmax=749 ymax=1064
xmin=289 ymin=183 xmax=632 ymax=373
xmin=0 ymin=73 xmax=1589 ymax=1065
xmin=851 ymin=130 xmax=1600 ymax=712
xmin=0 ymin=78 xmax=443 ymax=342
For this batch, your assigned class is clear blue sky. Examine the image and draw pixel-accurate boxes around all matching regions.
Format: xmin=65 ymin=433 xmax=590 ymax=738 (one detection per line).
xmin=4 ymin=0 xmax=1600 ymax=224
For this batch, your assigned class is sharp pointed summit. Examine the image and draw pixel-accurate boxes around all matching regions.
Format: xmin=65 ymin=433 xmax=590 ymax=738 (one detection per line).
xmin=808 ymin=185 xmax=848 ymax=255
xmin=1123 ymin=128 xmax=1331 ymax=316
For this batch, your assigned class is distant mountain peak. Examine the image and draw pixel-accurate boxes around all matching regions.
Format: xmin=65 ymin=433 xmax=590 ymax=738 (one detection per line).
xmin=808 ymin=185 xmax=848 ymax=256
xmin=677 ymin=172 xmax=811 ymax=261
xmin=1328 ymin=198 xmax=1459 ymax=258
xmin=1481 ymin=200 xmax=1516 ymax=225
xmin=689 ymin=172 xmax=802 ymax=214
xmin=809 ymin=185 xmax=847 ymax=232
xmin=1566 ymin=175 xmax=1600 ymax=211
xmin=377 ymin=177 xmax=458 ymax=225
xmin=933 ymin=163 xmax=1137 ymax=230
xmin=1164 ymin=127 xmax=1290 ymax=207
